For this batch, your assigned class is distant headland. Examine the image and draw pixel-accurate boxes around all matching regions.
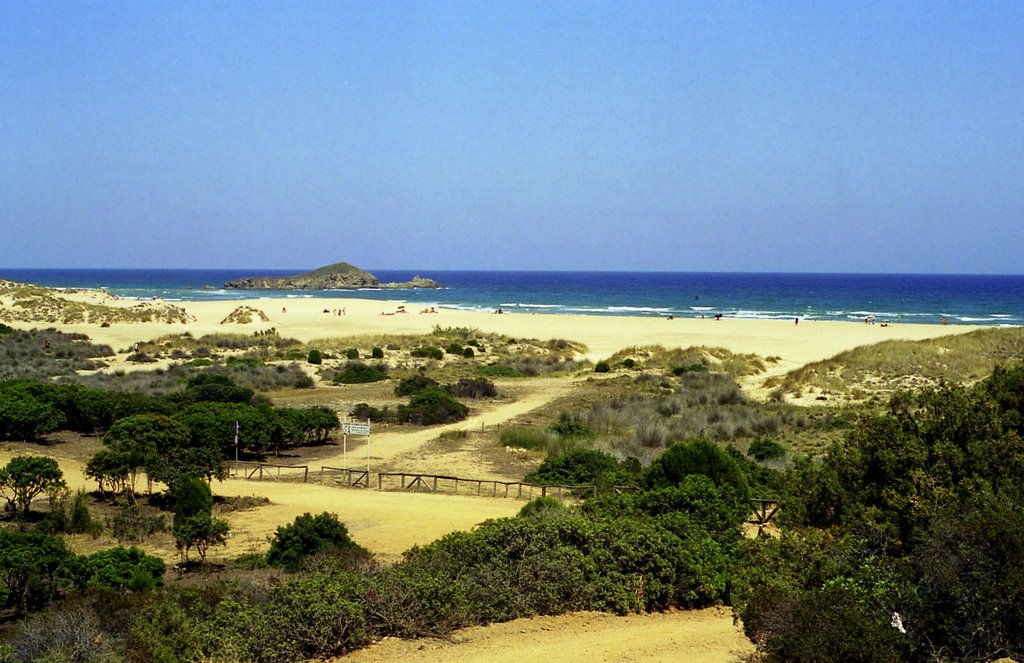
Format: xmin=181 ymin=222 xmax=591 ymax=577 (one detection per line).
xmin=223 ymin=262 xmax=443 ymax=290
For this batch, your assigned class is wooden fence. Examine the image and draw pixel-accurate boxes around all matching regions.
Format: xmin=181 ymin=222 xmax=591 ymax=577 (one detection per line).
xmin=319 ymin=466 xmax=370 ymax=488
xmin=231 ymin=461 xmax=309 ymax=483
xmin=376 ymin=471 xmax=594 ymax=500
xmin=748 ymin=498 xmax=781 ymax=528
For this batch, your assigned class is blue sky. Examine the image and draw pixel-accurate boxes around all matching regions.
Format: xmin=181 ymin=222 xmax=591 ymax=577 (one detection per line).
xmin=2 ymin=1 xmax=1022 ymax=273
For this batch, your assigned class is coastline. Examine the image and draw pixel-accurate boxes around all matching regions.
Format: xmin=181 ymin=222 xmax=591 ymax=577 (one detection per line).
xmin=5 ymin=288 xmax=984 ymax=368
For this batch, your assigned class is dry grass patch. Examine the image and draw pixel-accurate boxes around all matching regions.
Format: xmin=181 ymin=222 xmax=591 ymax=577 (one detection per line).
xmin=768 ymin=327 xmax=1024 ymax=400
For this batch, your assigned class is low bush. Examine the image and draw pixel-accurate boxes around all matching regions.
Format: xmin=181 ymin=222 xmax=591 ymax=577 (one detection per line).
xmin=267 ymin=512 xmax=371 ymax=572
xmin=447 ymin=378 xmax=497 ymax=398
xmin=410 ymin=346 xmax=444 ymax=360
xmin=334 ymin=363 xmax=387 ymax=384
xmin=525 ymin=449 xmax=634 ymax=489
xmin=350 ymin=403 xmax=389 ymax=422
xmin=394 ymin=375 xmax=440 ymax=397
xmin=398 ymin=387 xmax=468 ymax=425
xmin=371 ymin=347 xmax=384 ymax=359
xmin=594 ymin=361 xmax=611 ymax=373
xmin=477 ymin=364 xmax=524 ymax=378
xmin=550 ymin=419 xmax=596 ymax=439
xmin=747 ymin=438 xmax=786 ymax=462
xmin=345 ymin=348 xmax=360 ymax=360
xmin=307 ymin=349 xmax=322 ymax=365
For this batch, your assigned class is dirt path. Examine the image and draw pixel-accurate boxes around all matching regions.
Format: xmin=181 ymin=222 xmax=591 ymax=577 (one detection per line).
xmin=336 ymin=607 xmax=753 ymax=663
xmin=345 ymin=376 xmax=577 ymax=464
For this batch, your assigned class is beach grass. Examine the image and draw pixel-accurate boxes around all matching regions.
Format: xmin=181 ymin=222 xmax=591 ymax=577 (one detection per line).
xmin=769 ymin=326 xmax=1024 ymax=399
xmin=605 ymin=344 xmax=775 ymax=377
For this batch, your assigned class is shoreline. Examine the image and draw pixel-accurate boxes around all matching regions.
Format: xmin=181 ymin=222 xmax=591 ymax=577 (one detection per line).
xmin=2 ymin=287 xmax=987 ymax=368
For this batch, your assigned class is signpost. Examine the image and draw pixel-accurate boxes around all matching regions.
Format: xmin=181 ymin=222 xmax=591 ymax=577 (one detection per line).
xmin=341 ymin=419 xmax=371 ymax=474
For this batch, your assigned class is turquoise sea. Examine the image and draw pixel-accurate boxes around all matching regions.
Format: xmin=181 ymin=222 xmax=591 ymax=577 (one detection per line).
xmin=1 ymin=269 xmax=1022 ymax=327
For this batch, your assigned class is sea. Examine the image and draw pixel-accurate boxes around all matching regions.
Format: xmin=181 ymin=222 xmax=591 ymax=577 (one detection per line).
xmin=1 ymin=269 xmax=1022 ymax=327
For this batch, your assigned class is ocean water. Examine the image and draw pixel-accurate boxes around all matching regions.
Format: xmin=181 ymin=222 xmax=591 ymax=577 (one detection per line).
xmin=1 ymin=268 xmax=1022 ymax=327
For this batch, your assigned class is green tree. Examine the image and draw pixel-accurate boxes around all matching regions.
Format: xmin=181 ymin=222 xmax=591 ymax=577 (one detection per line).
xmin=0 ymin=455 xmax=65 ymax=517
xmin=172 ymin=479 xmax=228 ymax=564
xmin=0 ymin=530 xmax=71 ymax=614
xmin=267 ymin=512 xmax=370 ymax=572
xmin=76 ymin=546 xmax=166 ymax=591
xmin=0 ymin=382 xmax=65 ymax=440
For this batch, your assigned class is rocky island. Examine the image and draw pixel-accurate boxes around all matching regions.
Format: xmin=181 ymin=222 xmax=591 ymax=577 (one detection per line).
xmin=223 ymin=262 xmax=443 ymax=290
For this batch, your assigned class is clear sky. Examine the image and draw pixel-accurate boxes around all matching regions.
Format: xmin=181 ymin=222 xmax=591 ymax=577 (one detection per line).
xmin=2 ymin=1 xmax=1022 ymax=273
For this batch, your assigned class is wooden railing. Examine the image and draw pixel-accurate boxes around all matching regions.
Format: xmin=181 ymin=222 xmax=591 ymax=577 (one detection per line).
xmin=319 ymin=466 xmax=370 ymax=488
xmin=376 ymin=471 xmax=595 ymax=500
xmin=231 ymin=461 xmax=309 ymax=483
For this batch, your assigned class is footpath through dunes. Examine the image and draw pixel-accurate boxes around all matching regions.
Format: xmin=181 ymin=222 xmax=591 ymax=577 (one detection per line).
xmin=343 ymin=376 xmax=578 ymax=471
xmin=336 ymin=607 xmax=753 ymax=663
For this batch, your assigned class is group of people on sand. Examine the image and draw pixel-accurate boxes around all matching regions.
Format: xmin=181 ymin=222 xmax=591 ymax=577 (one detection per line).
xmin=323 ymin=308 xmax=346 ymax=316
xmin=420 ymin=307 xmax=438 ymax=314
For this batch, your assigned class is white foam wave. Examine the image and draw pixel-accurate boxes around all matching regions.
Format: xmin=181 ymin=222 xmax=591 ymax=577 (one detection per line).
xmin=501 ymin=303 xmax=561 ymax=309
xmin=606 ymin=306 xmax=672 ymax=313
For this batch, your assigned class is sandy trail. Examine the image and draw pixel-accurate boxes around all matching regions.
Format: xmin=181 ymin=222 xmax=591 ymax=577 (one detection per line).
xmin=337 ymin=607 xmax=753 ymax=663
xmin=342 ymin=376 xmax=577 ymax=466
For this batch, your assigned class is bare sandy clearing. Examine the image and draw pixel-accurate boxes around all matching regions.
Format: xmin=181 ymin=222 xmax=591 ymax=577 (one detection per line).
xmin=336 ymin=607 xmax=753 ymax=663
xmin=214 ymin=477 xmax=522 ymax=563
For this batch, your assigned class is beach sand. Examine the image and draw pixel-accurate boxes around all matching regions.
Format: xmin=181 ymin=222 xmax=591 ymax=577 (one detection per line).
xmin=11 ymin=291 xmax=978 ymax=369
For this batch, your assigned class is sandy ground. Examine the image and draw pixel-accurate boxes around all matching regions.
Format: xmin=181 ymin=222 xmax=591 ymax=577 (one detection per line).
xmin=6 ymin=290 xmax=977 ymax=368
xmin=337 ymin=607 xmax=753 ymax=663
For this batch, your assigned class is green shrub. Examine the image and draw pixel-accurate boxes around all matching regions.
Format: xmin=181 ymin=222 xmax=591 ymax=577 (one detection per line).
xmin=307 ymin=349 xmax=323 ymax=365
xmin=526 ymin=449 xmax=633 ymax=488
xmin=644 ymin=438 xmax=750 ymax=502
xmin=371 ymin=347 xmax=384 ymax=359
xmin=394 ymin=375 xmax=440 ymax=397
xmin=747 ymin=438 xmax=786 ymax=462
xmin=345 ymin=348 xmax=360 ymax=360
xmin=334 ymin=362 xmax=387 ymax=384
xmin=398 ymin=388 xmax=469 ymax=425
xmin=76 ymin=546 xmax=165 ymax=591
xmin=267 ymin=512 xmax=370 ymax=572
xmin=518 ymin=496 xmax=570 ymax=520
xmin=447 ymin=378 xmax=497 ymax=398
xmin=672 ymin=363 xmax=707 ymax=375
xmin=410 ymin=346 xmax=443 ymax=360
xmin=446 ymin=342 xmax=464 ymax=355
xmin=462 ymin=347 xmax=475 ymax=358
xmin=549 ymin=419 xmax=596 ymax=439
xmin=594 ymin=361 xmax=611 ymax=373
xmin=621 ymin=358 xmax=636 ymax=369
xmin=350 ymin=403 xmax=388 ymax=422
xmin=476 ymin=364 xmax=524 ymax=377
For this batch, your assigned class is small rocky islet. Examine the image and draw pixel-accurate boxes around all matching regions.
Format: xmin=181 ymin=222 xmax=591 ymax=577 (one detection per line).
xmin=222 ymin=262 xmax=442 ymax=290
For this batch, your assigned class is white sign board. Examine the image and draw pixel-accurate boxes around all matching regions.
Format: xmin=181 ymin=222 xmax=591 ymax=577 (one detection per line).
xmin=343 ymin=422 xmax=370 ymax=436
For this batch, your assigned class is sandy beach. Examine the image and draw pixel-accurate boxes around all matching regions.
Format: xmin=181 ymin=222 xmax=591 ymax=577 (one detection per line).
xmin=9 ymin=289 xmax=980 ymax=370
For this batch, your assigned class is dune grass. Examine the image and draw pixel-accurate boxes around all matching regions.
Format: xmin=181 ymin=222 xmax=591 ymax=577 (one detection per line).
xmin=768 ymin=327 xmax=1024 ymax=398
xmin=605 ymin=345 xmax=774 ymax=377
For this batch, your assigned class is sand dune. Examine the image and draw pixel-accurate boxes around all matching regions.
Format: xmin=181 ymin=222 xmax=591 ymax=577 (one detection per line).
xmin=6 ymin=290 xmax=980 ymax=371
